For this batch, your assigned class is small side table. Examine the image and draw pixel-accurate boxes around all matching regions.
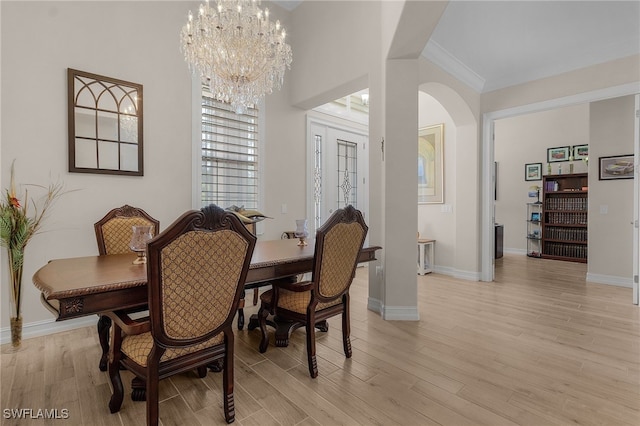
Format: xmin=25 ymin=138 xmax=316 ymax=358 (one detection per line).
xmin=417 ymin=238 xmax=435 ymax=275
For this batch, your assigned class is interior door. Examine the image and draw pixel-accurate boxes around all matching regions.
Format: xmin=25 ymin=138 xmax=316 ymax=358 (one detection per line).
xmin=307 ymin=118 xmax=368 ymax=234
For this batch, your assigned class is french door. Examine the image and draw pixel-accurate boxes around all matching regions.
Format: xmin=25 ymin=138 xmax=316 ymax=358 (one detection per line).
xmin=307 ymin=117 xmax=368 ymax=234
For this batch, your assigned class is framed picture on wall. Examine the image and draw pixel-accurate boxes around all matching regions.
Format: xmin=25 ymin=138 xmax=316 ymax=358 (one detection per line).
xmin=599 ymin=154 xmax=634 ymax=180
xmin=547 ymin=146 xmax=571 ymax=162
xmin=418 ymin=123 xmax=444 ymax=204
xmin=525 ymin=163 xmax=542 ymax=181
xmin=572 ymin=144 xmax=589 ymax=160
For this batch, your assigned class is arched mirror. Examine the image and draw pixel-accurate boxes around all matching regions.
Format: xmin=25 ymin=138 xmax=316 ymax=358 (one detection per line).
xmin=68 ymin=69 xmax=143 ymax=175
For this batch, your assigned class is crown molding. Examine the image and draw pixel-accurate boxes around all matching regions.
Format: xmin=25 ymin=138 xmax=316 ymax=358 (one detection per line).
xmin=422 ymin=39 xmax=485 ymax=93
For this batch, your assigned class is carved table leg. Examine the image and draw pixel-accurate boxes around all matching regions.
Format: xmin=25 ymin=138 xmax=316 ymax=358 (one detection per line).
xmin=97 ymin=315 xmax=111 ymax=372
xmin=274 ymin=320 xmax=304 ymax=347
xmin=131 ymin=377 xmax=146 ymax=401
xmin=316 ymin=320 xmax=329 ymax=332
xmin=207 ymin=359 xmax=224 ymax=373
xmin=247 ymin=313 xmax=259 ymax=331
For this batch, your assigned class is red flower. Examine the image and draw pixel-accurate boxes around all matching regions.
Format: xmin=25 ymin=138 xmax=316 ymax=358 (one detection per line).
xmin=8 ymin=195 xmax=20 ymax=209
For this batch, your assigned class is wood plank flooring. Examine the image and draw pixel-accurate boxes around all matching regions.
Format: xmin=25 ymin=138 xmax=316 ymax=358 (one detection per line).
xmin=2 ymin=254 xmax=639 ymax=425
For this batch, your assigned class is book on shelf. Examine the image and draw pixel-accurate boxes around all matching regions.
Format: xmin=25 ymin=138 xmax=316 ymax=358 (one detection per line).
xmin=544 ymin=181 xmax=559 ymax=192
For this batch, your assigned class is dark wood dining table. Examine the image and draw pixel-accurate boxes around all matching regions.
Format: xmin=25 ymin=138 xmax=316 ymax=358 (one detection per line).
xmin=33 ymin=238 xmax=381 ymax=370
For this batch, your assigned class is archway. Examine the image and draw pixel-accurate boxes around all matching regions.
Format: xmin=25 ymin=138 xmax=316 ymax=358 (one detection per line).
xmin=419 ymin=82 xmax=481 ymax=280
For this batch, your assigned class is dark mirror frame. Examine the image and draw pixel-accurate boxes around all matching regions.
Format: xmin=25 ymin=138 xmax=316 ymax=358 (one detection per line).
xmin=68 ymin=68 xmax=144 ymax=176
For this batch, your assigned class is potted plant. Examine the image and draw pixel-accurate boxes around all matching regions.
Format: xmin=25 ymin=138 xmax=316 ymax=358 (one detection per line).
xmin=0 ymin=160 xmax=65 ymax=349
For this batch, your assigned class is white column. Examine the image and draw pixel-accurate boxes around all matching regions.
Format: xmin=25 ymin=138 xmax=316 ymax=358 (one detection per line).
xmin=382 ymin=58 xmax=419 ymax=320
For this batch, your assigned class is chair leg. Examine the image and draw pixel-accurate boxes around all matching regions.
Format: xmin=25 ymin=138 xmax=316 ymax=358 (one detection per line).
xmin=146 ymin=357 xmax=161 ymax=426
xmin=97 ymin=315 xmax=111 ymax=371
xmin=108 ymin=328 xmax=124 ymax=413
xmin=252 ymin=287 xmax=259 ymax=305
xmin=306 ymin=320 xmax=318 ymax=378
xmin=342 ymin=296 xmax=352 ymax=358
xmin=258 ymin=304 xmax=270 ymax=353
xmin=223 ymin=332 xmax=235 ymax=424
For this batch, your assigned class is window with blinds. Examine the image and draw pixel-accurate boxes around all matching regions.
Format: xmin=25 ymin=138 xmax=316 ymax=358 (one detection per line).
xmin=200 ymin=91 xmax=259 ymax=210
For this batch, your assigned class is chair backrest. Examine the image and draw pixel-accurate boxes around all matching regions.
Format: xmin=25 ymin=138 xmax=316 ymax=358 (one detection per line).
xmin=312 ymin=205 xmax=368 ymax=302
xmin=146 ymin=204 xmax=256 ymax=347
xmin=94 ymin=205 xmax=160 ymax=255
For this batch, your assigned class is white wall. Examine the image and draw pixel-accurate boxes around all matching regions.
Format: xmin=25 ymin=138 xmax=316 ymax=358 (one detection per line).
xmin=482 ymin=55 xmax=640 ymax=113
xmin=588 ymin=95 xmax=635 ymax=283
xmin=495 ymin=104 xmax=589 ymax=252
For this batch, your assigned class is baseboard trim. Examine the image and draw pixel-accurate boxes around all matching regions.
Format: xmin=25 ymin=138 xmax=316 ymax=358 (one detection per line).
xmin=433 ymin=265 xmax=481 ymax=281
xmin=367 ymin=297 xmax=383 ymax=315
xmin=504 ymin=248 xmax=526 ymax=255
xmin=0 ymin=316 xmax=96 ymax=345
xmin=586 ymin=273 xmax=633 ymax=288
xmin=382 ymin=306 xmax=420 ymax=321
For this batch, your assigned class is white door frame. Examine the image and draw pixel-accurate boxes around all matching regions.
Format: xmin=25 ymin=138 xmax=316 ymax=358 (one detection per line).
xmin=481 ymin=83 xmax=640 ymax=291
xmin=633 ymin=94 xmax=639 ymax=304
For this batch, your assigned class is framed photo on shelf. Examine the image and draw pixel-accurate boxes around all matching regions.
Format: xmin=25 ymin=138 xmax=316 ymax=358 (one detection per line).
xmin=418 ymin=123 xmax=444 ymax=204
xmin=547 ymin=146 xmax=571 ymax=162
xmin=525 ymin=163 xmax=542 ymax=181
xmin=531 ymin=212 xmax=541 ymax=222
xmin=599 ymin=154 xmax=634 ymax=180
xmin=572 ymin=144 xmax=588 ymax=160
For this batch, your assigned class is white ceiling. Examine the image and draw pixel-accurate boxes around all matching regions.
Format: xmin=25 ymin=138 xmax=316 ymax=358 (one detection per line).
xmin=275 ymin=1 xmax=640 ymax=93
xmin=425 ymin=1 xmax=640 ymax=92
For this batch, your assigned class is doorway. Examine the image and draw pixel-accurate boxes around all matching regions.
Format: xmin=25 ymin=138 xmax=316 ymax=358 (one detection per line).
xmin=306 ymin=116 xmax=369 ymax=234
xmin=482 ymin=84 xmax=639 ymax=304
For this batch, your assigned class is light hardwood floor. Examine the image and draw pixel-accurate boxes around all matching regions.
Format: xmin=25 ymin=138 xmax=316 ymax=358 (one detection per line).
xmin=2 ymin=254 xmax=639 ymax=425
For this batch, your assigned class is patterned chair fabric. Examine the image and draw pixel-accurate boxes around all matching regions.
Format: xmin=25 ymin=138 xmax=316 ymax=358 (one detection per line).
xmin=121 ymin=332 xmax=223 ymax=367
xmin=94 ymin=205 xmax=160 ymax=256
xmin=107 ymin=205 xmax=256 ymax=425
xmin=317 ymin=222 xmax=365 ymax=299
xmin=102 ymin=217 xmax=157 ymax=254
xmin=257 ymin=205 xmax=368 ymax=378
xmin=159 ymin=230 xmax=248 ymax=340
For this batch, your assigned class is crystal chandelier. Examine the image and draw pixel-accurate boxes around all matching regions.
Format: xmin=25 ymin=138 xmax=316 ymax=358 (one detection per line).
xmin=180 ymin=0 xmax=293 ymax=114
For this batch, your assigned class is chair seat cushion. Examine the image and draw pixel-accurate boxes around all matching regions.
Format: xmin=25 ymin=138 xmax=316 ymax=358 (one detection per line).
xmin=261 ymin=288 xmax=341 ymax=314
xmin=121 ymin=331 xmax=224 ymax=367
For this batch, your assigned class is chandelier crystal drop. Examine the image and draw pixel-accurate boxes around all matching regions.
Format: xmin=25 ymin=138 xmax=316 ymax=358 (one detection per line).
xmin=180 ymin=0 xmax=293 ymax=114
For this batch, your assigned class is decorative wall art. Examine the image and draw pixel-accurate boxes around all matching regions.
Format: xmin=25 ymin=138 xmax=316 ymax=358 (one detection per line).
xmin=547 ymin=146 xmax=570 ymax=163
xmin=525 ymin=163 xmax=542 ymax=181
xmin=68 ymin=68 xmax=144 ymax=175
xmin=572 ymin=144 xmax=588 ymax=160
xmin=418 ymin=124 xmax=444 ymax=204
xmin=599 ymin=154 xmax=634 ymax=180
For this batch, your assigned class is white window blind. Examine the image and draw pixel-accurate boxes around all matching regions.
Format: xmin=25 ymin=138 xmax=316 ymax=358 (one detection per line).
xmin=200 ymin=90 xmax=259 ymax=210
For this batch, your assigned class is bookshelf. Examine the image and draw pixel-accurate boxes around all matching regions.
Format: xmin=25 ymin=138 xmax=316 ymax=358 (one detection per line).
xmin=526 ymin=203 xmax=542 ymax=258
xmin=542 ymin=173 xmax=588 ymax=263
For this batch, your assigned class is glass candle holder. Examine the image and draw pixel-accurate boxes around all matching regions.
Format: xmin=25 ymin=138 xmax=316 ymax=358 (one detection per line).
xmin=129 ymin=225 xmax=153 ymax=264
xmin=294 ymin=219 xmax=309 ymax=246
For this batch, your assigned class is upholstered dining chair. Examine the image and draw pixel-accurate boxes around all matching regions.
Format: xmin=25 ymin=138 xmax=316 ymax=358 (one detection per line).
xmin=257 ymin=205 xmax=368 ymax=378
xmin=107 ymin=204 xmax=256 ymax=425
xmin=94 ymin=205 xmax=160 ymax=371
